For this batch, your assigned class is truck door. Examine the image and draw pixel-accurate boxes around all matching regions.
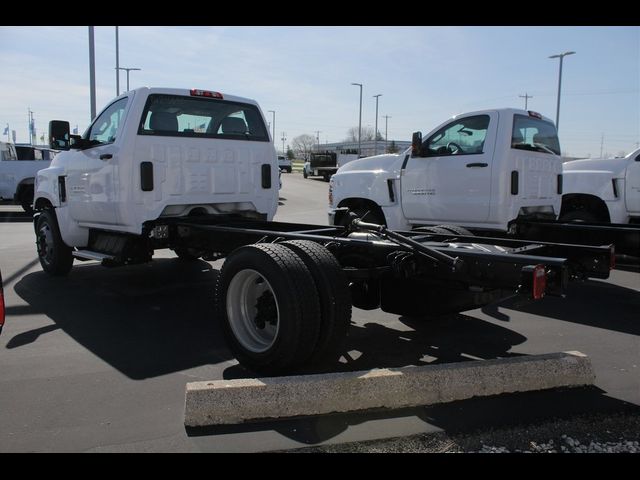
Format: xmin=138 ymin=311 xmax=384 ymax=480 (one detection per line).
xmin=400 ymin=113 xmax=496 ymax=224
xmin=625 ymin=151 xmax=640 ymax=216
xmin=70 ymin=97 xmax=129 ymax=225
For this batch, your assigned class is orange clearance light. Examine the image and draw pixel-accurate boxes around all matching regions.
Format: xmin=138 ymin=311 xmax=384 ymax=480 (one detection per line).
xmin=190 ymin=89 xmax=223 ymax=99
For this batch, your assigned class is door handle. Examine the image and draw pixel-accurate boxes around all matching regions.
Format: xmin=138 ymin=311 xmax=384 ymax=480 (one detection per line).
xmin=99 ymin=154 xmax=113 ymax=160
xmin=466 ymin=162 xmax=488 ymax=168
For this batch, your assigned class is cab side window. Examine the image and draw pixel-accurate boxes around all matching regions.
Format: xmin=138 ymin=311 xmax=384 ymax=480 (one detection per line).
xmin=87 ymin=97 xmax=128 ymax=145
xmin=423 ymin=115 xmax=490 ymax=156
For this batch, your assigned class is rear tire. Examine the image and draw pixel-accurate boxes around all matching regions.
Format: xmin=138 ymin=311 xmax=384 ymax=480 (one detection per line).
xmin=282 ymin=240 xmax=352 ymax=368
xmin=215 ymin=243 xmax=321 ymax=375
xmin=35 ymin=210 xmax=73 ymax=276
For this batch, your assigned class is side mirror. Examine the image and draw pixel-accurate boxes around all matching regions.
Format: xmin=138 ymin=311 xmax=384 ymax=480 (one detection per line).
xmin=411 ymin=131 xmax=423 ymax=157
xmin=49 ymin=120 xmax=70 ymax=150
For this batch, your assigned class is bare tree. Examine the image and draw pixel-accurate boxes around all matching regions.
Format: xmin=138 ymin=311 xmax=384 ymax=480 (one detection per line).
xmin=291 ymin=134 xmax=316 ymax=160
xmin=345 ymin=126 xmax=379 ymax=142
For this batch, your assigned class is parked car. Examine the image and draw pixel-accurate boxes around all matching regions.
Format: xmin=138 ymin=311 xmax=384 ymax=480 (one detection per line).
xmin=278 ymin=155 xmax=292 ymax=173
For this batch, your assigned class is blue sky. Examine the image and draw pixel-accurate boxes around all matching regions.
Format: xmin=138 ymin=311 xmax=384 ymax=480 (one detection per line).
xmin=1 ymin=26 xmax=638 ymax=158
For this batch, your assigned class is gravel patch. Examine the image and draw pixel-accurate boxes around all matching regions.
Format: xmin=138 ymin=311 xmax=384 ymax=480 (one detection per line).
xmin=284 ymin=410 xmax=640 ymax=453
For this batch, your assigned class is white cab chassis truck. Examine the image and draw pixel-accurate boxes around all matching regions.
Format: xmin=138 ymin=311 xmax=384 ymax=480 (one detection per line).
xmin=0 ymin=141 xmax=52 ymax=213
xmin=33 ymin=92 xmax=613 ymax=374
xmin=561 ymin=148 xmax=640 ymax=224
xmin=329 ymin=109 xmax=639 ymax=257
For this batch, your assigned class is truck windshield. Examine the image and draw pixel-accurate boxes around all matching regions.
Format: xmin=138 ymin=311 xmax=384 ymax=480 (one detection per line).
xmin=138 ymin=94 xmax=269 ymax=142
xmin=511 ymin=115 xmax=561 ymax=156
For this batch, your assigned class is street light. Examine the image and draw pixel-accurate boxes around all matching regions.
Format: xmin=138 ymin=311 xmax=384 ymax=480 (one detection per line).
xmin=548 ymin=51 xmax=575 ymax=133
xmin=373 ymin=94 xmax=382 ymax=155
xmin=268 ymin=110 xmax=276 ymax=145
xmin=116 ymin=67 xmax=141 ymax=92
xmin=351 ymin=83 xmax=363 ymax=157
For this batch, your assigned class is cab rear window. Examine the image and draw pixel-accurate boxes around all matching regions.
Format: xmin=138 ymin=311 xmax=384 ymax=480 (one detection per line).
xmin=138 ymin=94 xmax=269 ymax=142
xmin=511 ymin=115 xmax=561 ymax=155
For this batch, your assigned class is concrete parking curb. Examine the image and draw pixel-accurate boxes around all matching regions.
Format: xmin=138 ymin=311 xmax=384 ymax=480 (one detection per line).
xmin=184 ymin=351 xmax=594 ymax=426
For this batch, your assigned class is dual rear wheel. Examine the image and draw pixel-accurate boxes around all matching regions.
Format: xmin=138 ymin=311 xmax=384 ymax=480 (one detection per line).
xmin=215 ymin=241 xmax=351 ymax=375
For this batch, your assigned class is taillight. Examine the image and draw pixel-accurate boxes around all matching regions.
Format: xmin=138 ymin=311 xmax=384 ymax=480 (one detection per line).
xmin=190 ymin=89 xmax=223 ymax=99
xmin=532 ymin=264 xmax=547 ymax=300
xmin=520 ymin=264 xmax=547 ymax=300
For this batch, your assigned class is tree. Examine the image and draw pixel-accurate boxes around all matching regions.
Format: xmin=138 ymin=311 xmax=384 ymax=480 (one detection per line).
xmin=345 ymin=126 xmax=377 ymax=142
xmin=286 ymin=146 xmax=295 ymax=161
xmin=291 ymin=134 xmax=316 ymax=160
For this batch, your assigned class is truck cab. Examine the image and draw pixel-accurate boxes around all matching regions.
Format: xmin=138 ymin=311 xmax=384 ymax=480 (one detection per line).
xmin=34 ymin=87 xmax=279 ymax=273
xmin=329 ymin=109 xmax=563 ymax=233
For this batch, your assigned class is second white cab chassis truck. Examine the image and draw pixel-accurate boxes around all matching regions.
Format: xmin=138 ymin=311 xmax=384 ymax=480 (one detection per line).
xmin=329 ymin=109 xmax=639 ymax=258
xmin=34 ymin=89 xmax=613 ymax=375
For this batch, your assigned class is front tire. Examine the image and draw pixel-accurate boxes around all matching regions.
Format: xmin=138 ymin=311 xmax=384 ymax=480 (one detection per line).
xmin=35 ymin=210 xmax=73 ymax=276
xmin=215 ymin=243 xmax=321 ymax=375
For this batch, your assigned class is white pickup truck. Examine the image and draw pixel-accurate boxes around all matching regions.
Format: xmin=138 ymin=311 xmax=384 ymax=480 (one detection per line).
xmin=0 ymin=141 xmax=52 ymax=213
xmin=33 ymin=92 xmax=613 ymax=374
xmin=328 ymin=109 xmax=563 ymax=235
xmin=560 ymin=148 xmax=640 ymax=224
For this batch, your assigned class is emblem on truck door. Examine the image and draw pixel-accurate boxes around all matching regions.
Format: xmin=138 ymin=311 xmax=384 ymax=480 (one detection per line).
xmin=408 ymin=188 xmax=435 ymax=196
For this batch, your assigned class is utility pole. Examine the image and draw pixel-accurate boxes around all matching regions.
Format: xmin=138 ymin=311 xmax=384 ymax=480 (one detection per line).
xmin=600 ymin=133 xmax=604 ymax=158
xmin=518 ymin=93 xmax=533 ymax=110
xmin=383 ymin=115 xmax=391 ymax=153
xmin=315 ymin=130 xmax=321 ymax=152
xmin=88 ymin=26 xmax=96 ymax=120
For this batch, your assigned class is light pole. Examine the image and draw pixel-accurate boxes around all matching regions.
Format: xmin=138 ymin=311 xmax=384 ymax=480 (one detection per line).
xmin=88 ymin=26 xmax=96 ymax=120
xmin=117 ymin=67 xmax=141 ymax=92
xmin=549 ymin=51 xmax=575 ymax=133
xmin=373 ymin=94 xmax=382 ymax=155
xmin=268 ymin=110 xmax=276 ymax=145
xmin=383 ymin=115 xmax=391 ymax=153
xmin=115 ymin=26 xmax=120 ymax=95
xmin=351 ymin=83 xmax=363 ymax=157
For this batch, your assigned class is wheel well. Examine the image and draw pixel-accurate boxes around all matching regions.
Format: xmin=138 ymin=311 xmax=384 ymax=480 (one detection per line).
xmin=34 ymin=197 xmax=53 ymax=211
xmin=336 ymin=198 xmax=386 ymax=225
xmin=560 ymin=194 xmax=611 ymax=222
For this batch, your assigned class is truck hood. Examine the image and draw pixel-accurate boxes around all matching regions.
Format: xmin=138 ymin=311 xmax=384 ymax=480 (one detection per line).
xmin=563 ymin=157 xmax=628 ymax=177
xmin=336 ymin=153 xmax=404 ymax=175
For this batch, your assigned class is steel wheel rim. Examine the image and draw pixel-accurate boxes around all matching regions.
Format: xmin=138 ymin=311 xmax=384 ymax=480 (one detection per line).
xmin=37 ymin=221 xmax=54 ymax=265
xmin=226 ymin=269 xmax=280 ymax=353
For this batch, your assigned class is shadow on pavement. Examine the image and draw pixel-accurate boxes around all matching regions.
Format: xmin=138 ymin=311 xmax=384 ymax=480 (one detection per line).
xmin=0 ymin=211 xmax=33 ymax=223
xmin=484 ymin=279 xmax=640 ymax=336
xmin=13 ymin=258 xmax=233 ymax=379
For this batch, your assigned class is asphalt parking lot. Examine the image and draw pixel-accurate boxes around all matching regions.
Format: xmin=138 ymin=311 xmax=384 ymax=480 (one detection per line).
xmin=0 ymin=173 xmax=639 ymax=452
